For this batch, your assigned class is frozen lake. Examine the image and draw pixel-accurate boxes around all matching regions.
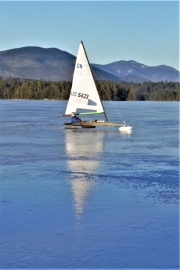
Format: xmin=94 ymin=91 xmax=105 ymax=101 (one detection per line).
xmin=0 ymin=100 xmax=179 ymax=268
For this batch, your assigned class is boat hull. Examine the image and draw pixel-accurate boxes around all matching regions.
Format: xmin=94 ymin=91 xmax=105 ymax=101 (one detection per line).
xmin=64 ymin=121 xmax=126 ymax=128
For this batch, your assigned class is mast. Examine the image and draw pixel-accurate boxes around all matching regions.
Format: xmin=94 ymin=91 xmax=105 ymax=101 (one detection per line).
xmin=80 ymin=41 xmax=108 ymax=122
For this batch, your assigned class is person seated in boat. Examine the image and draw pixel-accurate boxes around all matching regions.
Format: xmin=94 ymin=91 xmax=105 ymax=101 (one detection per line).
xmin=71 ymin=112 xmax=82 ymax=123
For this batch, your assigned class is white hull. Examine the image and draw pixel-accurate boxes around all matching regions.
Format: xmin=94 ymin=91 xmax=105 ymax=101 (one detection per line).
xmin=119 ymin=126 xmax=132 ymax=131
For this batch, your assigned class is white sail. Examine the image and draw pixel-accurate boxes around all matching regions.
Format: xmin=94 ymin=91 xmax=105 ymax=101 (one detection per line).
xmin=65 ymin=42 xmax=104 ymax=115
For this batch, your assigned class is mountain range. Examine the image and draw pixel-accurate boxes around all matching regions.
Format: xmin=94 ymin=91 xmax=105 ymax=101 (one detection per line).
xmin=0 ymin=46 xmax=179 ymax=83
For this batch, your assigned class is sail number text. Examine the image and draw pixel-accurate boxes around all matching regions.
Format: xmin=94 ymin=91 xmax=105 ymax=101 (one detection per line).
xmin=71 ymin=92 xmax=89 ymax=99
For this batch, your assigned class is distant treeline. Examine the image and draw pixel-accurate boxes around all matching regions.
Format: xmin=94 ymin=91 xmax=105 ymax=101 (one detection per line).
xmin=0 ymin=78 xmax=179 ymax=101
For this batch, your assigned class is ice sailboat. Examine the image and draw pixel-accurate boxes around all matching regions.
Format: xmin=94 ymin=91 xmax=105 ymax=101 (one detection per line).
xmin=62 ymin=41 xmax=132 ymax=130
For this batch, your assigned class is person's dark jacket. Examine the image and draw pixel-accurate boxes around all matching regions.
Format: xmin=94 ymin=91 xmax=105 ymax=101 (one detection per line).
xmin=71 ymin=116 xmax=81 ymax=123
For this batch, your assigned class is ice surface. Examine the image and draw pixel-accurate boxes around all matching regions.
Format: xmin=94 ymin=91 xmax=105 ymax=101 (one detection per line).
xmin=0 ymin=100 xmax=179 ymax=268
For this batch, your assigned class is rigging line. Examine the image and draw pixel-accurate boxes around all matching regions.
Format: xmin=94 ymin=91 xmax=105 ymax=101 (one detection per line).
xmin=91 ymin=68 xmax=126 ymax=124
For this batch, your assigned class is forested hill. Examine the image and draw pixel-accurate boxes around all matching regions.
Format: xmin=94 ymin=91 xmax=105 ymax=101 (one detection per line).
xmin=92 ymin=61 xmax=179 ymax=83
xmin=0 ymin=46 xmax=179 ymax=83
xmin=0 ymin=47 xmax=122 ymax=82
xmin=0 ymin=78 xmax=179 ymax=101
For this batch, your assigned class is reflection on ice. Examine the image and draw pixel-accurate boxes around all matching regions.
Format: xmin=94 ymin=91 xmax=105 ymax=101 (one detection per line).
xmin=119 ymin=129 xmax=132 ymax=135
xmin=65 ymin=130 xmax=105 ymax=215
xmin=71 ymin=178 xmax=92 ymax=214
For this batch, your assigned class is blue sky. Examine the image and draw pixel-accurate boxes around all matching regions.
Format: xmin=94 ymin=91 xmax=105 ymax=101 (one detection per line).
xmin=0 ymin=1 xmax=179 ymax=70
